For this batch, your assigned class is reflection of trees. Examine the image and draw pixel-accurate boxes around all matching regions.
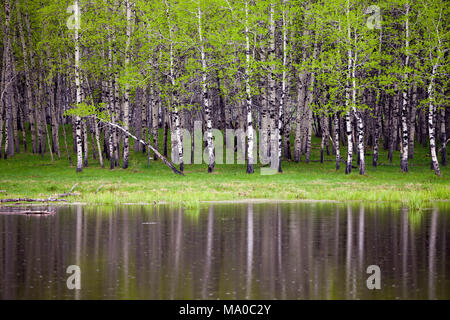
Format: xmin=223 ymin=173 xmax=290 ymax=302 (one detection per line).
xmin=345 ymin=205 xmax=353 ymax=299
xmin=75 ymin=205 xmax=82 ymax=300
xmin=246 ymin=204 xmax=253 ymax=299
xmin=0 ymin=203 xmax=448 ymax=299
xmin=428 ymin=209 xmax=437 ymax=300
xmin=202 ymin=206 xmax=214 ymax=299
xmin=401 ymin=208 xmax=408 ymax=298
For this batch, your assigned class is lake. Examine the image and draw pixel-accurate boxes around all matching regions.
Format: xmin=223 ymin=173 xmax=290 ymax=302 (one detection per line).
xmin=0 ymin=202 xmax=449 ymax=299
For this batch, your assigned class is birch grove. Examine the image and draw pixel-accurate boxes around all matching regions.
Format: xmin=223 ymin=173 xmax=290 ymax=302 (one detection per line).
xmin=0 ymin=0 xmax=447 ymax=176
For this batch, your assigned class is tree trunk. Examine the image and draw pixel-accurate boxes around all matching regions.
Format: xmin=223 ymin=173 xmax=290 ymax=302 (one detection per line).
xmin=268 ymin=1 xmax=277 ymax=168
xmin=334 ymin=113 xmax=340 ymax=170
xmin=345 ymin=2 xmax=353 ymax=174
xmin=166 ymin=1 xmax=184 ymax=172
xmin=107 ymin=25 xmax=115 ymax=169
xmin=74 ymin=0 xmax=83 ymax=172
xmin=440 ymin=107 xmax=447 ymax=166
xmin=408 ymin=84 xmax=417 ymax=161
xmin=135 ymin=86 xmax=143 ymax=153
xmin=61 ymin=116 xmax=73 ymax=167
xmin=400 ymin=2 xmax=410 ymax=172
xmin=2 ymin=0 xmax=13 ymax=159
xmin=428 ymin=63 xmax=441 ymax=176
xmin=122 ymin=0 xmax=132 ymax=169
xmin=198 ymin=6 xmax=215 ymax=173
xmin=150 ymin=83 xmax=159 ymax=160
xmin=23 ymin=3 xmax=38 ymax=153
xmin=245 ymin=1 xmax=254 ymax=174
xmin=278 ymin=1 xmax=288 ymax=173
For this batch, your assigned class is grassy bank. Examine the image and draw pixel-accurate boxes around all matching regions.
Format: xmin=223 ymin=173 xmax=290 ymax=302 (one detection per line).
xmin=0 ymin=133 xmax=448 ymax=208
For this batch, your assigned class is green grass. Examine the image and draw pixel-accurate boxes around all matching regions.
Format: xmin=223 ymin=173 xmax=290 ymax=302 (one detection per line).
xmin=0 ymin=126 xmax=449 ymax=207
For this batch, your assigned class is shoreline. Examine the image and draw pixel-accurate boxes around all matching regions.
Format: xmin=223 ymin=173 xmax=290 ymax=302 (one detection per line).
xmin=1 ymin=198 xmax=449 ymax=207
xmin=1 ymin=152 xmax=449 ymax=209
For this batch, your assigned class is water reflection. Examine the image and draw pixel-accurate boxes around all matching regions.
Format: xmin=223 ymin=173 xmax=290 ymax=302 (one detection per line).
xmin=0 ymin=203 xmax=449 ymax=300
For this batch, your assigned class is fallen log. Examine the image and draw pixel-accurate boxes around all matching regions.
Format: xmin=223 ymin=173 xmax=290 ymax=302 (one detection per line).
xmin=0 ymin=198 xmax=67 ymax=203
xmin=0 ymin=210 xmax=55 ymax=215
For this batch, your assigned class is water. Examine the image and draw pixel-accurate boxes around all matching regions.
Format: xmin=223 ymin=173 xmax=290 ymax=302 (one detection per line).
xmin=0 ymin=202 xmax=449 ymax=300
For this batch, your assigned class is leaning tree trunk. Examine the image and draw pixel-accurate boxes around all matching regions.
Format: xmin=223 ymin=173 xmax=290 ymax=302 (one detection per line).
xmin=96 ymin=117 xmax=183 ymax=176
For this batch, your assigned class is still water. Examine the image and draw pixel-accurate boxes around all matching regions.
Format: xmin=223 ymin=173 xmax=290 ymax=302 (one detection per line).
xmin=0 ymin=202 xmax=449 ymax=300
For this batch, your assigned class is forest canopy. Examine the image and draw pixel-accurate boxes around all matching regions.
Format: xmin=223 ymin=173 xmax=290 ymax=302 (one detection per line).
xmin=0 ymin=0 xmax=448 ymax=176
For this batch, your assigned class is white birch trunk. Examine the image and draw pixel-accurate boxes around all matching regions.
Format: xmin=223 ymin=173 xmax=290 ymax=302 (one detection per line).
xmin=345 ymin=0 xmax=353 ymax=174
xmin=268 ymin=1 xmax=276 ymax=166
xmin=166 ymin=1 xmax=184 ymax=172
xmin=334 ymin=113 xmax=340 ymax=170
xmin=107 ymin=24 xmax=115 ymax=169
xmin=198 ymin=6 xmax=215 ymax=173
xmin=352 ymin=49 xmax=365 ymax=175
xmin=74 ymin=0 xmax=83 ymax=172
xmin=122 ymin=0 xmax=132 ymax=169
xmin=428 ymin=63 xmax=441 ymax=176
xmin=400 ymin=1 xmax=410 ymax=172
xmin=245 ymin=1 xmax=254 ymax=174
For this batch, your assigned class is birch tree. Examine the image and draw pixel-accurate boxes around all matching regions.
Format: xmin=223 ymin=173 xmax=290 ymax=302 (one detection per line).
xmin=415 ymin=0 xmax=448 ymax=176
xmin=197 ymin=1 xmax=215 ymax=173
xmin=73 ymin=0 xmax=83 ymax=172
xmin=122 ymin=0 xmax=133 ymax=169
